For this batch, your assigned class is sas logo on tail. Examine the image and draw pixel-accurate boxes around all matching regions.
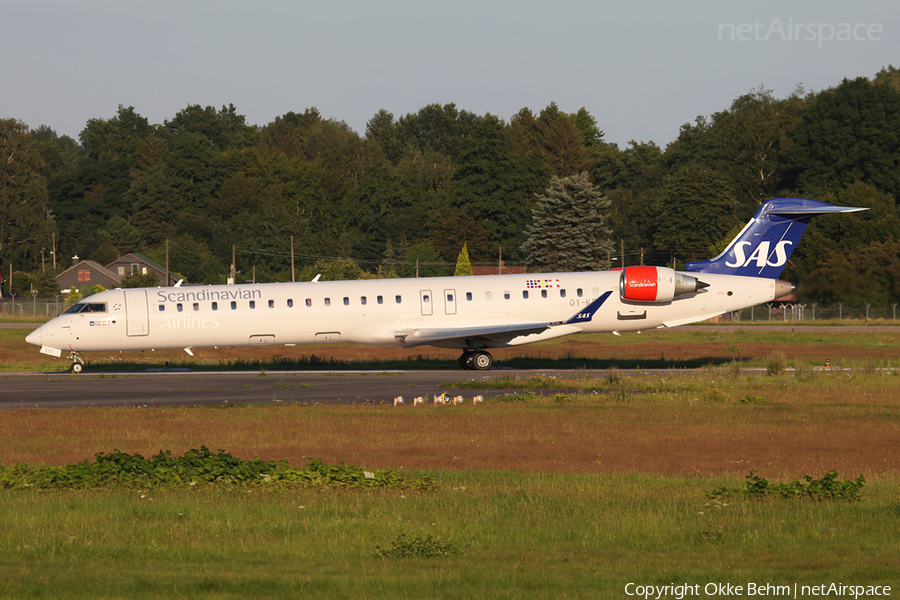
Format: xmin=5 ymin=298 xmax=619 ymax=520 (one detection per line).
xmin=725 ymin=241 xmax=792 ymax=268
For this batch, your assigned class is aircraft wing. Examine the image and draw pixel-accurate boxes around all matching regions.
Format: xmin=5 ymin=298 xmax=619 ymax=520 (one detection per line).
xmin=393 ymin=291 xmax=612 ymax=347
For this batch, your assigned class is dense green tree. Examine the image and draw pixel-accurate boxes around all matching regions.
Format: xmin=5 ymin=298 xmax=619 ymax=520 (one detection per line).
xmin=394 ymin=103 xmax=479 ymax=162
xmin=297 ymin=258 xmax=371 ymax=282
xmin=165 ymin=104 xmax=257 ymax=149
xmin=571 ymin=107 xmax=606 ymax=150
xmin=535 ymin=103 xmax=594 ymax=177
xmin=710 ymin=87 xmax=809 ymax=205
xmin=54 ymin=106 xmax=153 ymax=257
xmin=786 ymin=76 xmax=900 ymax=197
xmin=654 ymin=166 xmax=739 ymax=261
xmin=263 ymin=108 xmax=323 ymax=158
xmin=0 ymin=119 xmax=55 ymax=268
xmin=393 ymin=145 xmax=456 ymax=241
xmin=365 ymin=109 xmax=404 ymax=164
xmin=120 ymin=270 xmax=160 ymax=288
xmin=31 ymin=126 xmax=82 ymax=201
xmin=399 ymin=240 xmax=448 ymax=278
xmin=8 ymin=71 xmax=900 ymax=302
xmin=451 ymin=115 xmax=536 ymax=261
xmin=454 ymin=242 xmax=473 ymax=276
xmin=800 ymin=238 xmax=900 ymax=305
xmin=787 ymin=181 xmax=900 ymax=285
xmin=602 ymin=141 xmax=665 ymax=262
xmin=521 ymin=172 xmax=613 ymax=272
xmin=34 ymin=267 xmax=61 ymax=297
xmin=143 ymin=234 xmax=225 ymax=285
xmin=426 ymin=211 xmax=493 ymax=264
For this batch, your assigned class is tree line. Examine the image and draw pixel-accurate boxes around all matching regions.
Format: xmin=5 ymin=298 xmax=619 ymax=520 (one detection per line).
xmin=1 ymin=66 xmax=899 ymax=305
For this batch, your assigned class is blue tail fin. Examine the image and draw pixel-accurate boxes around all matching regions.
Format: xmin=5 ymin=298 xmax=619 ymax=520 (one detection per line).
xmin=684 ymin=198 xmax=866 ymax=278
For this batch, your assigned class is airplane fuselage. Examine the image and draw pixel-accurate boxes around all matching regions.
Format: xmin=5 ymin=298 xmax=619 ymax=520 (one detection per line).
xmin=27 ymin=270 xmax=784 ymax=357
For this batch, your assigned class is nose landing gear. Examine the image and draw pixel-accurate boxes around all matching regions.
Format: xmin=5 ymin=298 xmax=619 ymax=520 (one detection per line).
xmin=68 ymin=351 xmax=86 ymax=374
xmin=458 ymin=350 xmax=493 ymax=371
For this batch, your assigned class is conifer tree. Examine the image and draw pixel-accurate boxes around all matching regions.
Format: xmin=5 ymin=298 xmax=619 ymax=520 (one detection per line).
xmin=521 ymin=172 xmax=613 ymax=272
xmin=454 ymin=242 xmax=473 ymax=276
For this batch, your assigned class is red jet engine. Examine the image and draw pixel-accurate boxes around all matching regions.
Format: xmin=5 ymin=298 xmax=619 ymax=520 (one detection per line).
xmin=619 ymin=266 xmax=708 ymax=303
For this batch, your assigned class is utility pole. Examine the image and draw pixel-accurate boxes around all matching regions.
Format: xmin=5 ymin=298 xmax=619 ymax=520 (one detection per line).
xmin=620 ymin=239 xmax=625 ymax=268
xmin=291 ymin=236 xmax=295 ymax=283
xmin=52 ymin=233 xmax=57 ymax=269
xmin=230 ymin=245 xmax=236 ymax=284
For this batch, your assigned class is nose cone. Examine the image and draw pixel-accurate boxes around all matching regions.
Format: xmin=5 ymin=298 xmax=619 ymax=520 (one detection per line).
xmin=25 ymin=326 xmax=42 ymax=347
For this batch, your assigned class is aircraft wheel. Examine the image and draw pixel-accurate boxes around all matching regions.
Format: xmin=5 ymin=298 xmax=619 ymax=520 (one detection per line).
xmin=471 ymin=351 xmax=493 ymax=371
xmin=71 ymin=362 xmax=83 ymax=374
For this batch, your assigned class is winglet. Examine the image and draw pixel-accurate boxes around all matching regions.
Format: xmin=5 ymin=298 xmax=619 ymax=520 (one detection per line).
xmin=564 ymin=291 xmax=612 ymax=324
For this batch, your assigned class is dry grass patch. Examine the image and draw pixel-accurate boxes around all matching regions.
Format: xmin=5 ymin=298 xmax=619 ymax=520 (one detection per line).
xmin=1 ymin=371 xmax=897 ymax=481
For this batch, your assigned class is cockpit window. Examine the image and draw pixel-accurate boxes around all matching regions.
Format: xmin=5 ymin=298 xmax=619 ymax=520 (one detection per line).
xmin=64 ymin=302 xmax=107 ymax=314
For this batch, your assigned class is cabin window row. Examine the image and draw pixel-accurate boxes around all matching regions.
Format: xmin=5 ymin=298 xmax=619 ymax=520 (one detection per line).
xmin=155 ymin=288 xmax=600 ymax=313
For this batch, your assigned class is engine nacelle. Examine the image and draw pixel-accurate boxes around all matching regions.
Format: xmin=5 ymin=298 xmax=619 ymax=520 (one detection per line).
xmin=619 ymin=266 xmax=708 ymax=303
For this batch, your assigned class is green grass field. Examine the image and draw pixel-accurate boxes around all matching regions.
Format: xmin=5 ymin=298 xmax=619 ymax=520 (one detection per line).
xmin=2 ymin=326 xmax=899 ymax=598
xmin=2 ymin=471 xmax=898 ymax=599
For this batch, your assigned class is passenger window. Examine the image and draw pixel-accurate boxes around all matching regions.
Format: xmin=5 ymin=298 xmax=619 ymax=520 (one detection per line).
xmin=577 ymin=288 xmax=584 ymax=298
xmin=592 ymin=287 xmax=600 ymax=297
xmin=305 ymin=298 xmax=312 ymax=307
xmin=504 ymin=292 xmax=510 ymax=300
xmin=485 ymin=291 xmax=492 ymax=301
xmin=249 ymin=300 xmax=256 ymax=309
xmin=523 ymin=290 xmax=529 ymax=299
xmin=377 ymin=295 xmax=383 ymax=304
xmin=541 ymin=290 xmax=548 ymax=298
xmin=193 ymin=303 xmax=199 ymax=311
xmin=361 ymin=296 xmax=367 ymax=305
xmin=395 ymin=295 xmax=402 ymax=304
xmin=560 ymin=289 xmax=567 ymax=298
xmin=423 ymin=295 xmax=430 ymax=303
xmin=158 ymin=305 xmax=165 ymax=312
xmin=212 ymin=302 xmax=218 ymax=311
xmin=343 ymin=297 xmax=349 ymax=306
xmin=177 ymin=303 xmax=183 ymax=312
xmin=324 ymin=298 xmax=331 ymax=306
xmin=466 ymin=292 xmax=472 ymax=301
xmin=231 ymin=301 xmax=237 ymax=310
xmin=287 ymin=299 xmax=293 ymax=308
xmin=268 ymin=300 xmax=275 ymax=308
xmin=447 ymin=293 xmax=453 ymax=302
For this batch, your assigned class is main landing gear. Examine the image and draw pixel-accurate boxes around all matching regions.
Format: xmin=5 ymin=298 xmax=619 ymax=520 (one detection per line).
xmin=458 ymin=350 xmax=493 ymax=371
xmin=68 ymin=351 xmax=86 ymax=374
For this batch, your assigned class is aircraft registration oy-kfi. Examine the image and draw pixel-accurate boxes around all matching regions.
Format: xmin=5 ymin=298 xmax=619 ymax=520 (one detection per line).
xmin=27 ymin=198 xmax=864 ymax=373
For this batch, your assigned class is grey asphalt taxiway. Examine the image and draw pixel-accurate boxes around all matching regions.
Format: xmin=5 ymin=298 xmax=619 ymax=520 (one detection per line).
xmin=0 ymin=369 xmax=559 ymax=409
xmin=4 ymin=323 xmax=897 ymax=409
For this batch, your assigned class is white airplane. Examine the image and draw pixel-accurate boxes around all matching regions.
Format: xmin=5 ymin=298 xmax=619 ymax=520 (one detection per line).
xmin=26 ymin=198 xmax=863 ymax=373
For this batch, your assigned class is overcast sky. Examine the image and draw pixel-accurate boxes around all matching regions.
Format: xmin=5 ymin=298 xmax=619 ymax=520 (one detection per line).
xmin=2 ymin=0 xmax=897 ymax=148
